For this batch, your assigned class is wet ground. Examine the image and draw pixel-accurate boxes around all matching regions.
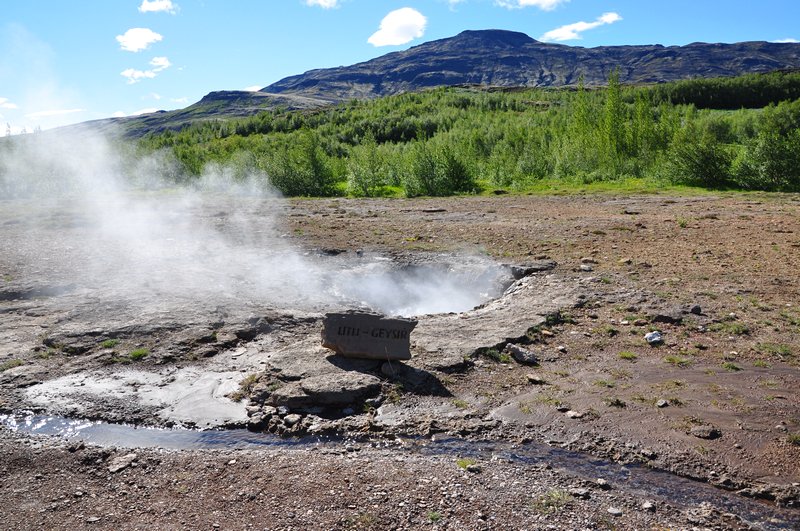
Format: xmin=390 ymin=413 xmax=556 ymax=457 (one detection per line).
xmin=2 ymin=191 xmax=800 ymax=529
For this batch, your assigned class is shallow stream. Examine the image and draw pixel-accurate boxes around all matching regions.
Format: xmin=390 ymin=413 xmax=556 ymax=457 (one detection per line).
xmin=2 ymin=411 xmax=798 ymax=530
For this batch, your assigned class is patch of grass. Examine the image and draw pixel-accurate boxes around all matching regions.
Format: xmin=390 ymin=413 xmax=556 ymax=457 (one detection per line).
xmin=452 ymin=399 xmax=469 ymax=409
xmin=100 ymin=339 xmax=120 ymax=349
xmin=664 ymin=355 xmax=692 ymax=367
xmin=35 ymin=349 xmax=56 ymax=360
xmin=788 ymin=433 xmax=800 ymax=446
xmin=478 ymin=347 xmax=512 ymax=363
xmin=757 ymin=343 xmax=793 ymax=358
xmin=456 ymin=457 xmax=477 ymax=470
xmin=721 ymin=362 xmax=742 ymax=372
xmin=228 ymin=373 xmax=260 ymax=402
xmin=676 ymin=217 xmax=690 ymax=228
xmin=593 ymin=379 xmax=616 ymax=389
xmin=604 ymin=397 xmax=627 ymax=408
xmin=618 ymin=351 xmax=638 ymax=361
xmin=709 ymin=321 xmax=750 ymax=335
xmin=532 ymin=489 xmax=572 ymax=514
xmin=657 ymin=379 xmax=686 ymax=390
xmin=0 ymin=359 xmax=24 ymax=372
xmin=596 ymin=325 xmax=619 ymax=337
xmin=128 ymin=348 xmax=149 ymax=361
xmin=385 ymin=383 xmax=404 ymax=404
xmin=752 ymin=360 xmax=771 ymax=368
xmin=609 ymin=368 xmax=632 ymax=380
xmin=343 ymin=513 xmax=377 ymax=529
xmin=427 ymin=511 xmax=442 ymax=523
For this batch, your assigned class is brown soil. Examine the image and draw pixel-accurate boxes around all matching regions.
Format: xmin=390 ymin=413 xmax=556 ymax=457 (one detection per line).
xmin=2 ymin=192 xmax=800 ymax=530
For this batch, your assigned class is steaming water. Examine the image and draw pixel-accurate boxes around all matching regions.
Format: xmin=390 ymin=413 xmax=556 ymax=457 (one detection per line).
xmin=0 ymin=131 xmax=511 ymax=317
xmin=2 ymin=412 xmax=798 ymax=530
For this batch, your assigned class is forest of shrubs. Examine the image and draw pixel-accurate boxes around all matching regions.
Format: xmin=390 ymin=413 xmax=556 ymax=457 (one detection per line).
xmin=6 ymin=70 xmax=800 ymax=198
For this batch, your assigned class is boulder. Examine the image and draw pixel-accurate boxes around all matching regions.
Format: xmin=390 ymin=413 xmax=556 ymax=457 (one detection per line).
xmin=321 ymin=312 xmax=417 ymax=361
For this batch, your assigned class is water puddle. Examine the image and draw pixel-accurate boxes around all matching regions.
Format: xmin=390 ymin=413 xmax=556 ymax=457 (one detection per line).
xmin=2 ymin=412 xmax=798 ymax=530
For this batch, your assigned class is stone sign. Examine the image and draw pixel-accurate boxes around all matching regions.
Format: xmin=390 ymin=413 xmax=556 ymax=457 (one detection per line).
xmin=321 ymin=311 xmax=417 ymax=361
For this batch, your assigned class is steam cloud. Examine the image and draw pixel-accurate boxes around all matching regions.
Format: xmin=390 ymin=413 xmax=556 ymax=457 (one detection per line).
xmin=0 ymin=130 xmax=509 ymax=317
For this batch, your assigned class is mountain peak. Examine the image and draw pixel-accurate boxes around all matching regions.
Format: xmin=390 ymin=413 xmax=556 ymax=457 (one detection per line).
xmin=449 ymin=29 xmax=537 ymax=47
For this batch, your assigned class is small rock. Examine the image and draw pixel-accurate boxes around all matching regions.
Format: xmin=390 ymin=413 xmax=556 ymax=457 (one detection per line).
xmin=690 ymin=425 xmax=721 ymax=439
xmin=86 ymin=517 xmax=101 ymax=523
xmin=569 ymin=487 xmax=590 ymax=499
xmin=656 ymin=399 xmax=669 ymax=408
xmin=526 ymin=374 xmax=546 ymax=385
xmin=465 ymin=464 xmax=482 ymax=473
xmin=581 ymin=257 xmax=598 ymax=264
xmin=565 ymin=410 xmax=584 ymax=419
xmin=633 ymin=319 xmax=648 ymax=326
xmin=580 ymin=264 xmax=594 ymax=272
xmin=644 ymin=331 xmax=664 ymax=345
xmin=607 ymin=507 xmax=623 ymax=516
xmin=556 ymin=405 xmax=570 ymax=413
xmin=283 ymin=414 xmax=302 ymax=427
xmin=556 ymin=345 xmax=567 ymax=353
xmin=107 ymin=453 xmax=137 ymax=473
xmin=641 ymin=501 xmax=656 ymax=512
xmin=689 ymin=305 xmax=703 ymax=315
xmin=596 ymin=479 xmax=611 ymax=490
xmin=505 ymin=344 xmax=538 ymax=365
xmin=651 ymin=308 xmax=683 ymax=324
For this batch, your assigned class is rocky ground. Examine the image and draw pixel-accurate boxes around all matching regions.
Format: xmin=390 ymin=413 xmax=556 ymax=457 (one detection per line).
xmin=1 ymin=191 xmax=799 ymax=530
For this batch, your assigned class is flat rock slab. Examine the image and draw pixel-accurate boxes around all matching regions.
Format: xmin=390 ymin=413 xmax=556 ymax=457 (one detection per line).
xmin=269 ymin=372 xmax=382 ymax=410
xmin=322 ymin=312 xmax=417 ymax=361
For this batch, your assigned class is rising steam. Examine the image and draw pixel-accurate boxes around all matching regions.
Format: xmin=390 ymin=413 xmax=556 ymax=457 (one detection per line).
xmin=0 ymin=130 xmax=509 ymax=316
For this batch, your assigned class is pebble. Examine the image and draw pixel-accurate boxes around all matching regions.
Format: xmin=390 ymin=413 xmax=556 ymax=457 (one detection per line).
xmin=641 ymin=501 xmax=656 ymax=512
xmin=580 ymin=264 xmax=594 ymax=272
xmin=565 ymin=410 xmax=584 ymax=419
xmin=656 ymin=399 xmax=669 ymax=408
xmin=607 ymin=507 xmax=623 ymax=516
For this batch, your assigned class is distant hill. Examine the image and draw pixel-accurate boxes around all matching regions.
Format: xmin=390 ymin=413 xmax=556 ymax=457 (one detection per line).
xmin=263 ymin=29 xmax=800 ymax=100
xmin=72 ymin=29 xmax=800 ymax=137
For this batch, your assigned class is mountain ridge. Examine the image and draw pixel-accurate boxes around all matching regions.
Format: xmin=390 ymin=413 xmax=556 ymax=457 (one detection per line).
xmin=66 ymin=29 xmax=800 ymax=137
xmin=261 ymin=29 xmax=800 ymax=101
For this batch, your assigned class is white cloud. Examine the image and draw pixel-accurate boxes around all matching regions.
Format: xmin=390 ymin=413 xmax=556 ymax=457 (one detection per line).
xmin=243 ymin=86 xmax=263 ymax=92
xmin=116 ymin=28 xmax=163 ymax=52
xmin=539 ymin=12 xmax=622 ymax=42
xmin=171 ymin=97 xmax=189 ymax=104
xmin=368 ymin=8 xmax=427 ymax=47
xmin=0 ymin=97 xmax=18 ymax=110
xmin=772 ymin=38 xmax=799 ymax=43
xmin=121 ymin=68 xmax=157 ymax=84
xmin=150 ymin=56 xmax=171 ymax=71
xmin=305 ymin=0 xmax=339 ymax=8
xmin=112 ymin=111 xmax=127 ymax=118
xmin=120 ymin=56 xmax=171 ymax=84
xmin=496 ymin=0 xmax=569 ymax=10
xmin=25 ymin=108 xmax=86 ymax=119
xmin=139 ymin=0 xmax=178 ymax=14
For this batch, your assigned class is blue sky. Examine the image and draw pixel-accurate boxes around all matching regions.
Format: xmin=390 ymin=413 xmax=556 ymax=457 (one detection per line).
xmin=1 ymin=0 xmax=798 ymax=132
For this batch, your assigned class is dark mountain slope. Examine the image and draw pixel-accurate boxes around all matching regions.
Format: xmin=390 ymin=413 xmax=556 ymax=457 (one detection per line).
xmin=263 ymin=29 xmax=800 ymax=100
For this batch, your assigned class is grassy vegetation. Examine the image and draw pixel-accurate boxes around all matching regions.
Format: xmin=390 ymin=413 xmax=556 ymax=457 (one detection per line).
xmin=0 ymin=359 xmax=23 ymax=372
xmin=128 ymin=348 xmax=149 ymax=361
xmin=618 ymin=351 xmax=638 ymax=361
xmin=100 ymin=339 xmax=120 ymax=349
xmin=455 ymin=457 xmax=477 ymax=470
xmin=117 ymin=71 xmax=800 ymax=197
